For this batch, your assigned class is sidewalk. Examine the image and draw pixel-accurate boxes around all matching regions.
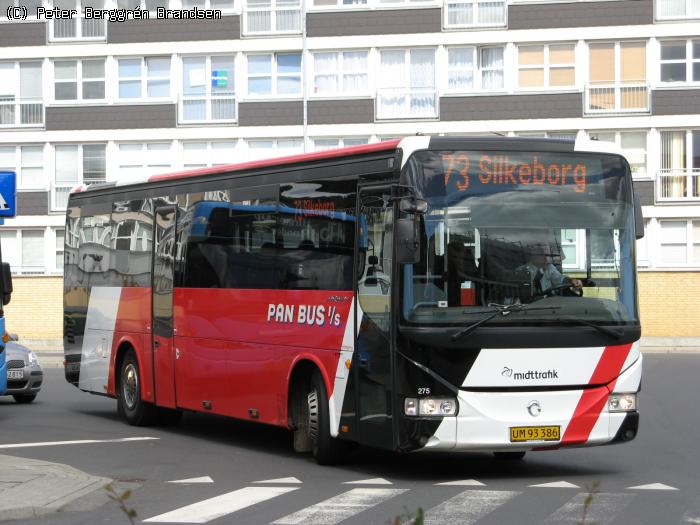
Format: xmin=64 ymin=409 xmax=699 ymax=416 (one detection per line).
xmin=0 ymin=455 xmax=111 ymax=521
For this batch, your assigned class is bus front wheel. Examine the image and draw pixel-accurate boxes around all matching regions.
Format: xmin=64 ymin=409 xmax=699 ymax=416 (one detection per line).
xmin=118 ymin=351 xmax=156 ymax=426
xmin=307 ymin=371 xmax=349 ymax=465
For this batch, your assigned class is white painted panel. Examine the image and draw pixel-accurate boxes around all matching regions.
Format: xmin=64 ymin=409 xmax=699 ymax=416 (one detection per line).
xmin=542 ymin=492 xmax=634 ymax=525
xmin=423 ymin=490 xmax=519 ymax=525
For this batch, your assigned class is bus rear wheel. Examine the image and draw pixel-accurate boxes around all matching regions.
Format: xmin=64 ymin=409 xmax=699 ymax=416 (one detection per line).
xmin=307 ymin=371 xmax=350 ymax=465
xmin=118 ymin=351 xmax=156 ymax=426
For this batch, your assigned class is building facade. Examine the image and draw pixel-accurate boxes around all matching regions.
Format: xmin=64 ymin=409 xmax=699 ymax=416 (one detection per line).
xmin=0 ymin=0 xmax=699 ymax=340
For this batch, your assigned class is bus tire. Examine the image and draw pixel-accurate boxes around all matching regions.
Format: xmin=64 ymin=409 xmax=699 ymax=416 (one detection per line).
xmin=118 ymin=351 xmax=156 ymax=426
xmin=307 ymin=370 xmax=348 ymax=465
xmin=493 ymin=451 xmax=526 ymax=461
xmin=13 ymin=394 xmax=36 ymax=404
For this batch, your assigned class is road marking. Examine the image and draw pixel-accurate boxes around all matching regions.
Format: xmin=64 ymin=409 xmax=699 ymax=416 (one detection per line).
xmin=542 ymin=492 xmax=635 ymax=525
xmin=343 ymin=477 xmax=392 ymax=485
xmin=435 ymin=480 xmax=485 ymax=486
xmin=168 ymin=477 xmax=214 ymax=484
xmin=683 ymin=494 xmax=700 ymax=524
xmin=272 ymin=488 xmax=408 ymax=525
xmin=530 ymin=481 xmax=580 ymax=488
xmin=144 ymin=486 xmax=298 ymax=523
xmin=627 ymin=483 xmax=679 ymax=490
xmin=254 ymin=477 xmax=302 ymax=484
xmin=0 ymin=437 xmax=159 ymax=450
xmin=423 ymin=490 xmax=519 ymax=525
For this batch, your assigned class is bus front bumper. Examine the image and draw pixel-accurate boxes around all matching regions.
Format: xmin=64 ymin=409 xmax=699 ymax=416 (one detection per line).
xmin=421 ymin=355 xmax=642 ymax=452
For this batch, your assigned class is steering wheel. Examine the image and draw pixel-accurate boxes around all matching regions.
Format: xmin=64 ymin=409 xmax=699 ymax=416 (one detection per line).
xmin=539 ymin=280 xmax=584 ymax=298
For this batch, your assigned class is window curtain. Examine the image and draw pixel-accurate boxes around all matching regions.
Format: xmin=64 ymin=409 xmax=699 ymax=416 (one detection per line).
xmin=661 ymin=131 xmax=686 ymax=198
xmin=481 ymin=47 xmax=503 ymax=89
xmin=314 ymin=53 xmax=338 ymax=94
xmin=409 ymin=49 xmax=436 ymax=116
xmin=55 ymin=146 xmax=79 ymax=183
xmin=379 ymin=51 xmax=407 ymax=117
xmin=448 ymin=48 xmax=474 ymax=90
xmin=342 ymin=51 xmax=368 ymax=92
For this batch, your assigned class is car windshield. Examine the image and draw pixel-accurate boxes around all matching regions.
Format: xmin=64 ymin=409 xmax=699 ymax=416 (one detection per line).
xmin=400 ymin=149 xmax=639 ymax=327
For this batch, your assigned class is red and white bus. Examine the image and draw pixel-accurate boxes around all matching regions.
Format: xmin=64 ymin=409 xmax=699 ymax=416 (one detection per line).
xmin=64 ymin=136 xmax=643 ymax=463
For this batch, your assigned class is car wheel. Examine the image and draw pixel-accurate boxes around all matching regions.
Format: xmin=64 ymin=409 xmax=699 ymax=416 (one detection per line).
xmin=13 ymin=394 xmax=36 ymax=404
xmin=307 ymin=370 xmax=351 ymax=465
xmin=118 ymin=351 xmax=156 ymax=426
xmin=493 ymin=451 xmax=526 ymax=461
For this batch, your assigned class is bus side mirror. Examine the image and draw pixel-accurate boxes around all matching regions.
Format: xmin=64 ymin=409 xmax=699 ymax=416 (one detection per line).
xmin=396 ymin=218 xmax=420 ymax=264
xmin=1 ymin=262 xmax=12 ymax=306
xmin=399 ymin=197 xmax=428 ymax=215
xmin=634 ymin=192 xmax=645 ymax=240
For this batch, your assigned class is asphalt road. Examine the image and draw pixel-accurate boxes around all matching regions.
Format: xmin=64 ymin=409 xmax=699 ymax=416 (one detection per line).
xmin=1 ymin=354 xmax=699 ymax=525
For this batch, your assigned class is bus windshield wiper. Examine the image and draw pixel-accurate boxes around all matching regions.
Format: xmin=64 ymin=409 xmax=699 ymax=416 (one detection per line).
xmin=450 ymin=303 xmax=560 ymax=342
xmin=555 ymin=316 xmax=624 ymax=340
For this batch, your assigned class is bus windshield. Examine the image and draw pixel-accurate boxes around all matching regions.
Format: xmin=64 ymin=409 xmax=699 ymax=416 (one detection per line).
xmin=400 ymin=149 xmax=638 ymax=328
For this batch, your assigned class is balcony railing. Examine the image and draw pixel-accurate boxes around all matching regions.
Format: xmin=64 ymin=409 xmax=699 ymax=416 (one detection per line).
xmin=179 ymin=94 xmax=237 ymax=124
xmin=376 ymin=88 xmax=438 ymax=120
xmin=0 ymin=97 xmax=44 ymax=128
xmin=656 ymin=0 xmax=700 ymax=19
xmin=52 ymin=178 xmax=107 ymax=211
xmin=443 ymin=0 xmax=506 ymax=28
xmin=243 ymin=6 xmax=301 ymax=34
xmin=50 ymin=18 xmax=106 ymax=41
xmin=657 ymin=169 xmax=700 ymax=201
xmin=584 ymin=82 xmax=650 ymax=115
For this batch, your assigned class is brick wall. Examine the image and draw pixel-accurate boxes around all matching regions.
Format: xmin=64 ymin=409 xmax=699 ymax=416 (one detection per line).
xmin=3 ymin=276 xmax=63 ymax=340
xmin=3 ymin=273 xmax=700 ymax=339
xmin=638 ymin=272 xmax=700 ymax=337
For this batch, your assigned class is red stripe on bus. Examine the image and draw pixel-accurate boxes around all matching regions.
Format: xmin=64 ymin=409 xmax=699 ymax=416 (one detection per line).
xmin=148 ymin=140 xmax=402 ymax=184
xmin=561 ymin=343 xmax=633 ymax=445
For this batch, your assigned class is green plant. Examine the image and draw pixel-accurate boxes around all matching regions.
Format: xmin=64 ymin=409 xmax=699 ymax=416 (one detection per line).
xmin=579 ymin=480 xmax=601 ymax=525
xmin=390 ymin=507 xmax=424 ymax=525
xmin=105 ymin=483 xmax=137 ymax=525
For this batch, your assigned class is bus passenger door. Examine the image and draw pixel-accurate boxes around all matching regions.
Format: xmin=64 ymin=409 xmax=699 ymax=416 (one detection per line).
xmin=152 ymin=206 xmax=177 ymax=409
xmin=355 ymin=186 xmax=395 ymax=449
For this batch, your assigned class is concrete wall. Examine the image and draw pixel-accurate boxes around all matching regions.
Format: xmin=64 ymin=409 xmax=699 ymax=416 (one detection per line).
xmin=638 ymin=271 xmax=700 ymax=337
xmin=4 ymin=276 xmax=63 ymax=340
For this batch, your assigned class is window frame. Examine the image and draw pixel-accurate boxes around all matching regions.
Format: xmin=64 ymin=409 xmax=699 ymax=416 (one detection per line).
xmin=312 ymin=50 xmax=370 ymax=97
xmin=445 ymin=45 xmax=506 ymax=94
xmin=659 ymin=39 xmax=700 ymax=85
xmin=118 ymin=56 xmax=172 ymax=101
xmin=53 ymin=58 xmax=106 ymax=103
xmin=246 ymin=52 xmax=302 ymax=98
xmin=516 ymin=43 xmax=576 ymax=91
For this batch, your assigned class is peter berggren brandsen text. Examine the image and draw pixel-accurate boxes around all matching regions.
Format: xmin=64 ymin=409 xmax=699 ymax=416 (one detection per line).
xmin=35 ymin=6 xmax=222 ymax=21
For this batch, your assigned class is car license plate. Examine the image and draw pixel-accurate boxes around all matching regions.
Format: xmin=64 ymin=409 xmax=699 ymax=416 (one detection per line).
xmin=7 ymin=370 xmax=24 ymax=380
xmin=510 ymin=425 xmax=560 ymax=442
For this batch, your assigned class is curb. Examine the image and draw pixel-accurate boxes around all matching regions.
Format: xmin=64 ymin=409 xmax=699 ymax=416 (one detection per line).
xmin=0 ymin=455 xmax=112 ymax=522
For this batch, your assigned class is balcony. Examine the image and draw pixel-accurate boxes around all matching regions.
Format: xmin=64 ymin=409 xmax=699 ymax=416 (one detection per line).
xmin=656 ymin=0 xmax=700 ymax=19
xmin=657 ymin=169 xmax=700 ymax=201
xmin=179 ymin=94 xmax=237 ymax=124
xmin=376 ymin=88 xmax=438 ymax=120
xmin=584 ymin=82 xmax=650 ymax=115
xmin=50 ymin=18 xmax=106 ymax=41
xmin=243 ymin=4 xmax=301 ymax=35
xmin=443 ymin=0 xmax=506 ymax=29
xmin=0 ymin=97 xmax=44 ymax=128
xmin=51 ymin=178 xmax=106 ymax=212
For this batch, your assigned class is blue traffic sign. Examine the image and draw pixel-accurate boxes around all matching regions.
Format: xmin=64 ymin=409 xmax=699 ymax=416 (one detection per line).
xmin=0 ymin=171 xmax=16 ymax=218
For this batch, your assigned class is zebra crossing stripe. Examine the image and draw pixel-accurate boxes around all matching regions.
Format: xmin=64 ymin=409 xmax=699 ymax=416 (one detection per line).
xmin=143 ymin=486 xmax=298 ymax=523
xmin=272 ymin=488 xmax=408 ymax=525
xmin=542 ymin=492 xmax=635 ymax=525
xmin=423 ymin=490 xmax=519 ymax=525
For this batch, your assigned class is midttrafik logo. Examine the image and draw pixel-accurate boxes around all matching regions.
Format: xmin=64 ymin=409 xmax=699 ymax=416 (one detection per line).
xmin=501 ymin=366 xmax=559 ymax=380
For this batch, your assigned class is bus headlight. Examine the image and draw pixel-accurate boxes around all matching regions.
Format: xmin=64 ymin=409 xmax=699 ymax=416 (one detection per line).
xmin=608 ymin=393 xmax=637 ymax=412
xmin=404 ymin=397 xmax=457 ymax=417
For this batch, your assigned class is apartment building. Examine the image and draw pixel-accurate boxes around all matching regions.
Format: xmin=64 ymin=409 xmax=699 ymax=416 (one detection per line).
xmin=0 ymin=0 xmax=698 ymax=340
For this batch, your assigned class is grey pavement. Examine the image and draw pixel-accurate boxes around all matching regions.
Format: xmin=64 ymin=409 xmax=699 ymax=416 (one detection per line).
xmin=0 ymin=455 xmax=111 ymax=522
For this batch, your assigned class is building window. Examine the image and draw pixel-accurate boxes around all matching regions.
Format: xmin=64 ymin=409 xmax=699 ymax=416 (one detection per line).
xmin=0 ymin=0 xmax=42 ymax=19
xmin=377 ymin=48 xmax=437 ymax=120
xmin=586 ymin=41 xmax=648 ymax=114
xmin=660 ymin=40 xmax=700 ymax=83
xmin=118 ymin=142 xmax=172 ymax=180
xmin=247 ymin=138 xmax=303 ymax=161
xmin=181 ymin=56 xmax=236 ymax=123
xmin=243 ymin=0 xmax=301 ymax=35
xmin=55 ymin=228 xmax=65 ymax=272
xmin=53 ymin=144 xmax=106 ymax=210
xmin=659 ymin=220 xmax=692 ymax=265
xmin=247 ymin=53 xmax=302 ymax=97
xmin=182 ymin=141 xmax=236 ymax=168
xmin=444 ymin=0 xmax=506 ymax=29
xmin=0 ymin=145 xmax=44 ymax=189
xmin=54 ymin=59 xmax=105 ymax=102
xmin=656 ymin=0 xmax=700 ymax=20
xmin=312 ymin=0 xmax=365 ymax=6
xmin=446 ymin=46 xmax=504 ymax=92
xmin=118 ymin=57 xmax=171 ymax=99
xmin=588 ymin=131 xmax=647 ymax=178
xmin=517 ymin=44 xmax=575 ymax=89
xmin=636 ymin=220 xmax=650 ymax=268
xmin=658 ymin=130 xmax=700 ymax=200
xmin=313 ymin=51 xmax=369 ymax=96
xmin=313 ymin=137 xmax=368 ymax=151
xmin=0 ymin=61 xmax=44 ymax=128
xmin=183 ymin=0 xmax=234 ymax=9
xmin=49 ymin=0 xmax=106 ymax=41
xmin=0 ymin=230 xmax=45 ymax=275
